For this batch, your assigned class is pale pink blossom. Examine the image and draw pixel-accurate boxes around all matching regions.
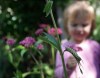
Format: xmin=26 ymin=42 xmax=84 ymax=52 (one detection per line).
xmin=48 ymin=28 xmax=62 ymax=36
xmin=57 ymin=28 xmax=62 ymax=35
xmin=35 ymin=28 xmax=43 ymax=35
xmin=48 ymin=28 xmax=56 ymax=36
xmin=37 ymin=44 xmax=44 ymax=50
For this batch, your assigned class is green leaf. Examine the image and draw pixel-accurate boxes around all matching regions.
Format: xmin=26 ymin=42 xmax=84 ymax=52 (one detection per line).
xmin=64 ymin=47 xmax=81 ymax=63
xmin=39 ymin=32 xmax=61 ymax=51
xmin=22 ymin=72 xmax=31 ymax=78
xmin=8 ymin=52 xmax=13 ymax=64
xmin=43 ymin=1 xmax=53 ymax=17
xmin=20 ymin=49 xmax=27 ymax=57
xmin=64 ymin=47 xmax=83 ymax=74
xmin=15 ymin=45 xmax=25 ymax=50
xmin=39 ymin=36 xmax=55 ymax=47
xmin=14 ymin=70 xmax=23 ymax=78
xmin=79 ymin=64 xmax=83 ymax=74
xmin=44 ymin=32 xmax=59 ymax=46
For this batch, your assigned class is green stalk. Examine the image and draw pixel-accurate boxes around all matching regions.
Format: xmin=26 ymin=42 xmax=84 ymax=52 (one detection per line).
xmin=40 ymin=60 xmax=44 ymax=78
xmin=59 ymin=50 xmax=68 ymax=78
xmin=29 ymin=51 xmax=39 ymax=65
xmin=30 ymin=48 xmax=44 ymax=78
xmin=37 ymin=50 xmax=44 ymax=78
xmin=50 ymin=8 xmax=68 ymax=78
xmin=44 ymin=0 xmax=68 ymax=77
xmin=50 ymin=10 xmax=61 ymax=45
xmin=51 ymin=45 xmax=55 ymax=64
xmin=51 ymin=45 xmax=55 ymax=77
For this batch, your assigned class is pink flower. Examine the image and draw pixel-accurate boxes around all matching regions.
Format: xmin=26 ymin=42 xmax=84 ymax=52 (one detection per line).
xmin=48 ymin=28 xmax=62 ymax=36
xmin=37 ymin=44 xmax=44 ymax=50
xmin=57 ymin=28 xmax=62 ymax=35
xmin=6 ymin=38 xmax=16 ymax=46
xmin=35 ymin=28 xmax=43 ymax=35
xmin=39 ymin=24 xmax=48 ymax=28
xmin=48 ymin=28 xmax=56 ymax=36
xmin=19 ymin=37 xmax=36 ymax=48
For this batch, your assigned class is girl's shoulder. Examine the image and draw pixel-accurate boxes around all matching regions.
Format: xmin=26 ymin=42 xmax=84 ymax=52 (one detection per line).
xmin=87 ymin=39 xmax=100 ymax=49
xmin=87 ymin=39 xmax=99 ymax=46
xmin=60 ymin=39 xmax=100 ymax=49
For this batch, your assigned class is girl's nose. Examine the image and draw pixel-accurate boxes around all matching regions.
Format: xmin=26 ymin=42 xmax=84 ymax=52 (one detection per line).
xmin=77 ymin=25 xmax=83 ymax=31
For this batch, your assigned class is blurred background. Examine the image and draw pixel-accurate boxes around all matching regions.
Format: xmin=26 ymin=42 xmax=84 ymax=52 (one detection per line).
xmin=0 ymin=0 xmax=100 ymax=78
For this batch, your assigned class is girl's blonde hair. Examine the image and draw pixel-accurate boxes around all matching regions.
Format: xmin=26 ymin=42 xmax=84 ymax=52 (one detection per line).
xmin=63 ymin=1 xmax=95 ymax=37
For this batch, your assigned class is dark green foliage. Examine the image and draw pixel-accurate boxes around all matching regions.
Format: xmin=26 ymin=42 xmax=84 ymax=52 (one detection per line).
xmin=43 ymin=0 xmax=53 ymax=17
xmin=0 ymin=0 xmax=52 ymax=39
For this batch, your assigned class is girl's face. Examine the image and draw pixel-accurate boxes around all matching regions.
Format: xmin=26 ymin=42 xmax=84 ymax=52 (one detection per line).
xmin=67 ymin=18 xmax=92 ymax=43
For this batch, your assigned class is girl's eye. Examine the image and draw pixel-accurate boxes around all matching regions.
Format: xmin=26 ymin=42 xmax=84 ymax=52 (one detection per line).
xmin=82 ymin=24 xmax=88 ymax=27
xmin=71 ymin=24 xmax=78 ymax=27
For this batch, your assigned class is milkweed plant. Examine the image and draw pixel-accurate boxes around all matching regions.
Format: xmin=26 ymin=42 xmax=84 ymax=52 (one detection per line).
xmin=1 ymin=0 xmax=82 ymax=78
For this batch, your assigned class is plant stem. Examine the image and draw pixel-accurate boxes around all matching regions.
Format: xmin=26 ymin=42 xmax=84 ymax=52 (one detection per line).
xmin=29 ymin=51 xmax=39 ymax=65
xmin=50 ymin=9 xmax=61 ymax=45
xmin=51 ymin=45 xmax=55 ymax=64
xmin=33 ymin=46 xmax=43 ymax=58
xmin=29 ymin=49 xmax=44 ymax=78
xmin=45 ymin=0 xmax=68 ymax=77
xmin=37 ymin=50 xmax=44 ymax=78
xmin=40 ymin=60 xmax=44 ymax=78
xmin=50 ymin=4 xmax=68 ymax=78
xmin=59 ymin=49 xmax=68 ymax=78
xmin=51 ymin=45 xmax=55 ymax=77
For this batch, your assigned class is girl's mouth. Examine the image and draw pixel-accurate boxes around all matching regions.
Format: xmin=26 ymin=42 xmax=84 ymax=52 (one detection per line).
xmin=74 ymin=32 xmax=85 ymax=37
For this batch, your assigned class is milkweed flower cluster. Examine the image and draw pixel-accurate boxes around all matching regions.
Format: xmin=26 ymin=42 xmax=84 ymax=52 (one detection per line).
xmin=57 ymin=28 xmax=63 ymax=35
xmin=19 ymin=37 xmax=36 ymax=48
xmin=35 ymin=24 xmax=62 ymax=37
xmin=6 ymin=38 xmax=16 ymax=46
xmin=35 ymin=23 xmax=48 ymax=35
xmin=4 ymin=36 xmax=44 ymax=50
xmin=4 ymin=24 xmax=62 ymax=50
xmin=48 ymin=27 xmax=62 ymax=36
xmin=35 ymin=28 xmax=44 ymax=35
xmin=37 ymin=44 xmax=44 ymax=50
xmin=19 ymin=37 xmax=44 ymax=50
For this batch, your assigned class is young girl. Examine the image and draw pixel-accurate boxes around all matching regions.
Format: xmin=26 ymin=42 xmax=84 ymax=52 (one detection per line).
xmin=55 ymin=1 xmax=100 ymax=78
